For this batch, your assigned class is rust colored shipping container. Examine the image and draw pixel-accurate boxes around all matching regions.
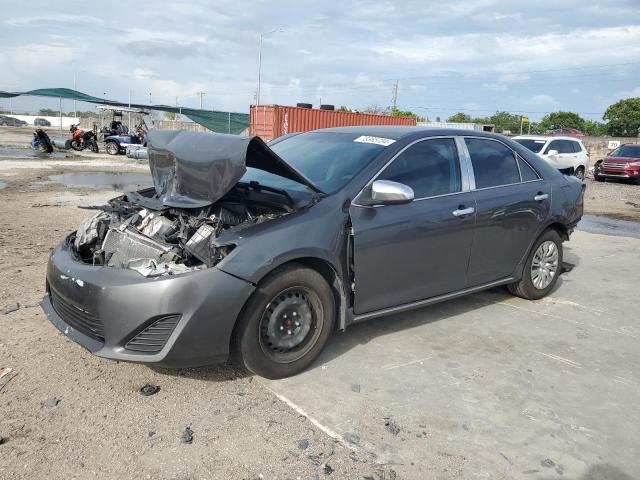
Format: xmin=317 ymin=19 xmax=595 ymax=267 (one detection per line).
xmin=250 ymin=104 xmax=417 ymax=142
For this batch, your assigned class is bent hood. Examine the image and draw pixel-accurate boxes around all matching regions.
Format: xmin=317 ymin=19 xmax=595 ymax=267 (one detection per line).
xmin=147 ymin=130 xmax=319 ymax=208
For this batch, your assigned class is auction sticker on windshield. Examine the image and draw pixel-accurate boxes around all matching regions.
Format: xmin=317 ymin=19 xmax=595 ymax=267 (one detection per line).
xmin=353 ymin=136 xmax=396 ymax=146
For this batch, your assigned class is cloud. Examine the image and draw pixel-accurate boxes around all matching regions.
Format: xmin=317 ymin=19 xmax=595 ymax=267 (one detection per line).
xmin=526 ymin=94 xmax=560 ymax=108
xmin=3 ymin=14 xmax=100 ymax=26
xmin=370 ymin=25 xmax=640 ymax=74
xmin=119 ymin=40 xmax=209 ymax=58
xmin=132 ymin=68 xmax=158 ymax=80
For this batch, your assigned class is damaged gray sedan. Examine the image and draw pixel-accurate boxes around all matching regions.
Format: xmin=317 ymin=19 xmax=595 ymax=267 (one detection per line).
xmin=43 ymin=127 xmax=584 ymax=378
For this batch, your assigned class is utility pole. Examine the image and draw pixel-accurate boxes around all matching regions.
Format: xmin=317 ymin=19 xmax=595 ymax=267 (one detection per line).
xmin=9 ymin=97 xmax=12 ymax=116
xmin=391 ymin=80 xmax=399 ymax=111
xmin=149 ymin=92 xmax=152 ymax=104
xmin=198 ymin=92 xmax=206 ymax=109
xmin=256 ymin=28 xmax=284 ymax=107
xmin=128 ymin=89 xmax=132 ymax=131
xmin=73 ymin=72 xmax=77 ymax=119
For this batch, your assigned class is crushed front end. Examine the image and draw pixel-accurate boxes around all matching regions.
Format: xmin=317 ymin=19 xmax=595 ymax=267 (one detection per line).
xmin=42 ymin=130 xmax=313 ymax=367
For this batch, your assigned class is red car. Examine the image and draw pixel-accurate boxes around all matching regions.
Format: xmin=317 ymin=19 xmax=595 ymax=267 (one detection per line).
xmin=594 ymin=143 xmax=640 ymax=182
xmin=547 ymin=128 xmax=585 ymax=137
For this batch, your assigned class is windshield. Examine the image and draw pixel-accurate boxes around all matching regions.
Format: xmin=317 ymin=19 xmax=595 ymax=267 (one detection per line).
xmin=610 ymin=145 xmax=640 ymax=158
xmin=514 ymin=138 xmax=547 ymax=153
xmin=241 ymin=132 xmax=388 ymax=193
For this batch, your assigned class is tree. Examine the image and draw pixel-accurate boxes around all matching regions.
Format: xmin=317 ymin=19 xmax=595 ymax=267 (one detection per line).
xmin=486 ymin=111 xmax=521 ymax=134
xmin=363 ymin=104 xmax=387 ymax=115
xmin=390 ymin=108 xmax=426 ymax=122
xmin=447 ymin=112 xmax=473 ymax=123
xmin=538 ymin=111 xmax=585 ymax=132
xmin=38 ymin=108 xmax=58 ymax=116
xmin=582 ymin=120 xmax=608 ymax=136
xmin=603 ymin=97 xmax=640 ymax=137
xmin=164 ymin=111 xmax=177 ymax=121
xmin=337 ymin=105 xmax=351 ymax=112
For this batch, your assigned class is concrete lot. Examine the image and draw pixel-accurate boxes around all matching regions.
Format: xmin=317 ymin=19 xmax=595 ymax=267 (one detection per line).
xmin=1 ymin=128 xmax=639 ymax=479
xmin=264 ymin=231 xmax=640 ymax=479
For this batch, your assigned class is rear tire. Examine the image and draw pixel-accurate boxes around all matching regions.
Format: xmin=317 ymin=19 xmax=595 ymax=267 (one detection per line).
xmin=508 ymin=229 xmax=563 ymax=300
xmin=233 ymin=264 xmax=335 ymax=379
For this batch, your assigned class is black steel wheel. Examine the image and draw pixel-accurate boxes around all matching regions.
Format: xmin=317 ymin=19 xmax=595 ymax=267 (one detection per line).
xmin=234 ymin=264 xmax=335 ymax=379
xmin=258 ymin=286 xmax=324 ymax=364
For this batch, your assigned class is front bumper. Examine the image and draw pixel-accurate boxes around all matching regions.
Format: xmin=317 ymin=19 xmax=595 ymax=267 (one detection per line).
xmin=599 ymin=167 xmax=640 ymax=179
xmin=42 ymin=236 xmax=255 ymax=368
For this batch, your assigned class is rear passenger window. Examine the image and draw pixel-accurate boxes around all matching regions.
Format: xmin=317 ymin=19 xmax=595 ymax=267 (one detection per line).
xmin=465 ymin=138 xmax=520 ymax=189
xmin=571 ymin=141 xmax=582 ymax=153
xmin=557 ymin=141 xmax=574 ymax=154
xmin=517 ymin=156 xmax=540 ymax=181
xmin=377 ymin=138 xmax=461 ymax=198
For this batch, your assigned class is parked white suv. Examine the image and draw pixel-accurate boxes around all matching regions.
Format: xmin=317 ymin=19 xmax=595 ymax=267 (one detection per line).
xmin=513 ymin=136 xmax=588 ymax=180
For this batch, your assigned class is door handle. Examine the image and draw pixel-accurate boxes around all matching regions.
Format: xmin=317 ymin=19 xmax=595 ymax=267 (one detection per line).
xmin=534 ymin=193 xmax=549 ymax=201
xmin=452 ymin=207 xmax=475 ymax=217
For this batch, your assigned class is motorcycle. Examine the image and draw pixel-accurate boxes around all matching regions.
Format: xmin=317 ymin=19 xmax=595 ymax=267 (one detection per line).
xmin=30 ymin=128 xmax=54 ymax=153
xmin=69 ymin=124 xmax=99 ymax=153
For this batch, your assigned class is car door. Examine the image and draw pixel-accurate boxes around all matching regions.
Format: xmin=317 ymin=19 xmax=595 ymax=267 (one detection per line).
xmin=350 ymin=137 xmax=476 ymax=314
xmin=463 ymin=137 xmax=550 ymax=286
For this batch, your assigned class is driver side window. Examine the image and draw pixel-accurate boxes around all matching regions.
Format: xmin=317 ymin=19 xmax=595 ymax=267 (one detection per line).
xmin=377 ymin=138 xmax=462 ymax=199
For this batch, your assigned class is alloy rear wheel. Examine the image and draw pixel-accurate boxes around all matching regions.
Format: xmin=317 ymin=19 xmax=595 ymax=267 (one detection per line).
xmin=508 ymin=229 xmax=563 ymax=300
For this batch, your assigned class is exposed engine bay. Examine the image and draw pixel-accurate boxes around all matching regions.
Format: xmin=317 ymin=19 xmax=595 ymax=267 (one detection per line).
xmin=72 ymin=186 xmax=291 ymax=277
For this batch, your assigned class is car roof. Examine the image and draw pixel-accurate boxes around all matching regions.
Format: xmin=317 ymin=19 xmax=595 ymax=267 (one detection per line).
xmin=308 ymin=125 xmax=500 ymax=141
xmin=513 ymin=135 xmax=582 ymax=142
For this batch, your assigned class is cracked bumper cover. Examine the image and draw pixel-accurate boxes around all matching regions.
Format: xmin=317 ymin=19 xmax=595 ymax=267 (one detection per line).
xmin=42 ymin=237 xmax=255 ymax=368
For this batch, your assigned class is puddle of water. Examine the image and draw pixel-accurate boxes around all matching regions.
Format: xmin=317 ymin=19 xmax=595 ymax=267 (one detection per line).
xmin=0 ymin=180 xmax=5 ymax=190
xmin=578 ymin=214 xmax=640 ymax=239
xmin=0 ymin=145 xmax=67 ymax=159
xmin=33 ymin=172 xmax=153 ymax=191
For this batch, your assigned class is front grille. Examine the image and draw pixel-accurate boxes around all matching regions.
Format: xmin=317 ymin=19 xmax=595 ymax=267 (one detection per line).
xmin=50 ymin=286 xmax=104 ymax=342
xmin=124 ymin=315 xmax=180 ymax=354
xmin=602 ymin=161 xmax=628 ymax=169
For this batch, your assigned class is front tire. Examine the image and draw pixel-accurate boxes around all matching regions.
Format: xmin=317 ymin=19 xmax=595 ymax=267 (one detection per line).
xmin=593 ymin=162 xmax=605 ymax=182
xmin=508 ymin=229 xmax=563 ymax=300
xmin=574 ymin=166 xmax=585 ymax=181
xmin=105 ymin=141 xmax=119 ymax=155
xmin=234 ymin=264 xmax=335 ymax=379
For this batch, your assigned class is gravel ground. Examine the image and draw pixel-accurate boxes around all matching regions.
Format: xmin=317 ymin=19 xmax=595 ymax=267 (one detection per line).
xmin=1 ymin=126 xmax=639 ymax=479
xmin=582 ymin=176 xmax=640 ymax=221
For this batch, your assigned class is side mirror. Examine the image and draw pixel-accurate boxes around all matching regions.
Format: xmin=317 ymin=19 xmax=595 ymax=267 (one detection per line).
xmin=370 ymin=180 xmax=414 ymax=205
xmin=547 ymin=149 xmax=558 ymax=156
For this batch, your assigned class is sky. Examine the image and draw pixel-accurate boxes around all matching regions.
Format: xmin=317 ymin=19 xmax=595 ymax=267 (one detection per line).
xmin=1 ymin=0 xmax=639 ymax=122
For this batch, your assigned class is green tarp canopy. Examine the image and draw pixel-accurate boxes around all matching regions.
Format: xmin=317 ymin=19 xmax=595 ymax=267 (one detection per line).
xmin=0 ymin=88 xmax=249 ymax=135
